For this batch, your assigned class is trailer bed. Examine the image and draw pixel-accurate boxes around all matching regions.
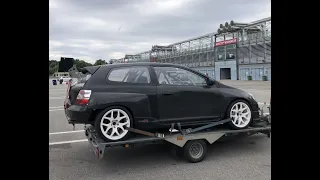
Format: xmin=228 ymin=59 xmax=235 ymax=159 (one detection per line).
xmin=84 ymin=118 xmax=271 ymax=162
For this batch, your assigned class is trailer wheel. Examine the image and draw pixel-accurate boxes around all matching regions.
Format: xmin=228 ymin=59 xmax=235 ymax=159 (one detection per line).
xmin=183 ymin=140 xmax=207 ymax=163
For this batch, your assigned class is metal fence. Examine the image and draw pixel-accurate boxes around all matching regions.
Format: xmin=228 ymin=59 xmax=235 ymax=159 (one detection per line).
xmin=112 ymin=17 xmax=271 ymax=67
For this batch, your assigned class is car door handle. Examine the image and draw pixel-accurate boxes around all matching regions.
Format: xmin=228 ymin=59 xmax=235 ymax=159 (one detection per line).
xmin=161 ymin=92 xmax=173 ymax=96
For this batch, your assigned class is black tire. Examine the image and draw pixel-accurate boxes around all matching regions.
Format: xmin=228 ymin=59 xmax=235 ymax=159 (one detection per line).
xmin=183 ymin=140 xmax=207 ymax=163
xmin=94 ymin=106 xmax=133 ymax=142
xmin=226 ymin=100 xmax=253 ymax=130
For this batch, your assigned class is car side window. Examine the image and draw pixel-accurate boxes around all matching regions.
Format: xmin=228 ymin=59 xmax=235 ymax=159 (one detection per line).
xmin=153 ymin=66 xmax=206 ymax=86
xmin=108 ymin=66 xmax=151 ymax=84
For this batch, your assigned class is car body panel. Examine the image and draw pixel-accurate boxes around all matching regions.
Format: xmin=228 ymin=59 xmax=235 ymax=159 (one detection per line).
xmin=65 ymin=62 xmax=260 ymax=130
xmin=156 ymin=84 xmax=224 ymax=123
xmin=79 ymin=65 xmax=160 ymax=128
xmin=88 ymin=89 xmax=158 ymax=125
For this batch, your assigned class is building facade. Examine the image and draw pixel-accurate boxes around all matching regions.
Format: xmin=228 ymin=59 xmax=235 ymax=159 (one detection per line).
xmin=112 ymin=17 xmax=271 ymax=81
xmin=237 ymin=30 xmax=271 ymax=81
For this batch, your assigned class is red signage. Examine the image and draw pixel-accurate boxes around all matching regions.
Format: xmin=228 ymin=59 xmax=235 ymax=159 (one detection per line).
xmin=150 ymin=57 xmax=158 ymax=62
xmin=215 ymin=38 xmax=237 ymax=46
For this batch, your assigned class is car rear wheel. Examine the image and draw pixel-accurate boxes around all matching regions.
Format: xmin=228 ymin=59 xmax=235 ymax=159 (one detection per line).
xmin=94 ymin=106 xmax=132 ymax=142
xmin=227 ymin=100 xmax=252 ymax=129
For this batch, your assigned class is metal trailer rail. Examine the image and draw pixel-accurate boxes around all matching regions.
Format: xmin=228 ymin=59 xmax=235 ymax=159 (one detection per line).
xmin=84 ymin=105 xmax=271 ymax=163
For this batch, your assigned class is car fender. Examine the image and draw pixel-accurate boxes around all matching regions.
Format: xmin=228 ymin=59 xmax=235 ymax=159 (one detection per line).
xmin=217 ymin=88 xmax=252 ymax=113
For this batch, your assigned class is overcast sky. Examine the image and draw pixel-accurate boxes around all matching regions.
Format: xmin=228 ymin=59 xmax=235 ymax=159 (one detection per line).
xmin=49 ymin=0 xmax=271 ymax=64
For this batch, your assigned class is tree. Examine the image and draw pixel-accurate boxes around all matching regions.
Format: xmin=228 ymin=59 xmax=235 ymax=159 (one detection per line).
xmin=74 ymin=59 xmax=93 ymax=71
xmin=49 ymin=58 xmax=94 ymax=75
xmin=49 ymin=60 xmax=59 ymax=75
xmin=94 ymin=59 xmax=106 ymax=66
xmin=49 ymin=67 xmax=55 ymax=75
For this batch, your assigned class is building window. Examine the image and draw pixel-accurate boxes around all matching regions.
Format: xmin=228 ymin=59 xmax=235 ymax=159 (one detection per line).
xmin=226 ymin=44 xmax=236 ymax=60
xmin=216 ymin=46 xmax=225 ymax=60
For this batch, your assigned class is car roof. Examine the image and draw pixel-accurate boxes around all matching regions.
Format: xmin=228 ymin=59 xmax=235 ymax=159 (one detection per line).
xmin=99 ymin=62 xmax=187 ymax=69
xmin=84 ymin=62 xmax=210 ymax=80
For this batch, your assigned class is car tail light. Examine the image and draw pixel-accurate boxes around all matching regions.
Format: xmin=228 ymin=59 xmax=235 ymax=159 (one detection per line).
xmin=75 ymin=90 xmax=92 ymax=105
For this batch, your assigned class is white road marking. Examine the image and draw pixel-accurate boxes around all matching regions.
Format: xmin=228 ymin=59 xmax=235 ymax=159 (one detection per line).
xmin=49 ymin=96 xmax=65 ymax=100
xmin=49 ymin=109 xmax=64 ymax=112
xmin=49 ymin=89 xmax=67 ymax=91
xmin=258 ymin=102 xmax=270 ymax=105
xmin=50 ymin=106 xmax=64 ymax=109
xmin=49 ymin=130 xmax=85 ymax=135
xmin=49 ymin=92 xmax=66 ymax=95
xmin=49 ymin=139 xmax=87 ymax=146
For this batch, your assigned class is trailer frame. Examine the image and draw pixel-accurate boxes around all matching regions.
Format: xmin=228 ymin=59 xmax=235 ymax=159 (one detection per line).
xmin=84 ymin=104 xmax=271 ymax=163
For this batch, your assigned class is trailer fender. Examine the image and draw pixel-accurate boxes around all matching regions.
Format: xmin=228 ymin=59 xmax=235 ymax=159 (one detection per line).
xmin=165 ymin=132 xmax=225 ymax=148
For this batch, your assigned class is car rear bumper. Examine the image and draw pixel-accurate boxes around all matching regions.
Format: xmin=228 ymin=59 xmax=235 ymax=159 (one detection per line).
xmin=65 ymin=105 xmax=93 ymax=124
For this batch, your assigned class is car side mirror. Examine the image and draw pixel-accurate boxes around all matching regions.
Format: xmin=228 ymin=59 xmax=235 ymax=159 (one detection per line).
xmin=206 ymin=79 xmax=215 ymax=86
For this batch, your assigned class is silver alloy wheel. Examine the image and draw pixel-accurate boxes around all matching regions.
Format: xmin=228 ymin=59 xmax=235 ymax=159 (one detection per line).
xmin=100 ymin=108 xmax=130 ymax=140
xmin=230 ymin=102 xmax=252 ymax=128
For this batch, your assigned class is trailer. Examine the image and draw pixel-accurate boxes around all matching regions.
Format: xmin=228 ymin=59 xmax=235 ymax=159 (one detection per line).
xmin=84 ymin=104 xmax=271 ymax=163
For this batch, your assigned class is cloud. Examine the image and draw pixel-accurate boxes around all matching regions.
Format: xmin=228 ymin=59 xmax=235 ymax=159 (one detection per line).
xmin=49 ymin=0 xmax=271 ymax=63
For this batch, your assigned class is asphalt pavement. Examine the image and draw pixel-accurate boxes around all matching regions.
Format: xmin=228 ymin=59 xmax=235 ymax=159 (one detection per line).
xmin=49 ymin=79 xmax=271 ymax=180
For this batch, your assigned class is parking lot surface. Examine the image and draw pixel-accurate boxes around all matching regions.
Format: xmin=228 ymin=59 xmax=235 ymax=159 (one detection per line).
xmin=49 ymin=79 xmax=271 ymax=180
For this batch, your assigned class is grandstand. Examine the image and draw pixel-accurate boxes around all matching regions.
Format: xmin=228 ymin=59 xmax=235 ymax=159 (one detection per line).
xmin=112 ymin=17 xmax=271 ymax=81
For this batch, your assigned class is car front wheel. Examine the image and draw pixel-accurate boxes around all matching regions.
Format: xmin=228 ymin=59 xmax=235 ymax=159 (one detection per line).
xmin=227 ymin=100 xmax=253 ymax=129
xmin=94 ymin=106 xmax=132 ymax=142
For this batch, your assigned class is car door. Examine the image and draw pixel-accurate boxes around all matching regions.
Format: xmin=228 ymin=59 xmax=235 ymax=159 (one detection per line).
xmin=104 ymin=65 xmax=158 ymax=122
xmin=153 ymin=65 xmax=224 ymax=125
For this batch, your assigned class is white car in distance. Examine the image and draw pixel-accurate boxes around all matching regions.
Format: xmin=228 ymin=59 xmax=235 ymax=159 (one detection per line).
xmin=59 ymin=76 xmax=71 ymax=83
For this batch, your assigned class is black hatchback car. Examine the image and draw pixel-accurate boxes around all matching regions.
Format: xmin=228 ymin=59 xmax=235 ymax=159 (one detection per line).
xmin=64 ymin=63 xmax=260 ymax=142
